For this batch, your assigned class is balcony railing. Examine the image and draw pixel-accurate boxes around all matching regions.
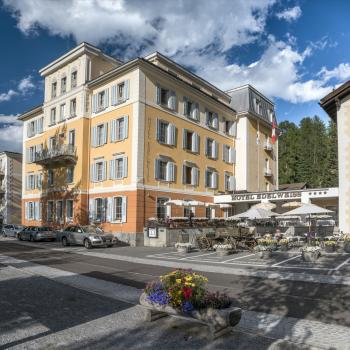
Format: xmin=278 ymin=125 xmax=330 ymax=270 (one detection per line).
xmin=34 ymin=144 xmax=77 ymax=166
xmin=264 ymin=142 xmax=273 ymax=151
xmin=264 ymin=168 xmax=273 ymax=177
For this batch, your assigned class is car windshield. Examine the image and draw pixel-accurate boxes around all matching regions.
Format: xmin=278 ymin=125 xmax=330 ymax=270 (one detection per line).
xmin=37 ymin=227 xmax=52 ymax=231
xmin=81 ymin=226 xmax=104 ymax=234
xmin=14 ymin=225 xmax=23 ymax=230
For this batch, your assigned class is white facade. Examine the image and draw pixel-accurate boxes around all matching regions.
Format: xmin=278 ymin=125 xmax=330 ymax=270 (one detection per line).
xmin=0 ymin=152 xmax=22 ymax=224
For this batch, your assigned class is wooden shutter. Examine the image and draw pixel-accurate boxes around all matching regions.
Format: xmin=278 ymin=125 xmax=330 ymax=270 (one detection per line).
xmin=156 ymin=119 xmax=160 ymax=141
xmin=194 ymin=102 xmax=199 ymax=120
xmin=102 ymin=161 xmax=107 ymax=181
xmin=106 ymin=197 xmax=113 ymax=222
xmin=205 ymin=109 xmax=209 ymax=126
xmin=205 ymin=138 xmax=209 ymax=156
xmin=213 ymin=141 xmax=218 ymax=159
xmin=38 ymin=202 xmax=42 ymax=221
xmin=167 ymin=162 xmax=175 ymax=182
xmin=88 ymin=198 xmax=94 ymax=222
xmin=168 ymin=91 xmax=176 ymax=110
xmin=191 ymin=167 xmax=199 ymax=186
xmin=110 ymin=119 xmax=116 ymax=142
xmin=124 ymin=80 xmax=129 ymax=100
xmin=232 ymin=121 xmax=237 ymax=137
xmin=104 ymin=89 xmax=109 ymax=109
xmin=192 ymin=133 xmax=199 ymax=153
xmin=121 ymin=196 xmax=127 ymax=223
xmin=90 ymin=164 xmax=96 ymax=182
xmin=182 ymin=164 xmax=187 ymax=184
xmin=213 ymin=113 xmax=219 ymax=129
xmin=92 ymin=94 xmax=97 ymax=113
xmin=183 ymin=96 xmax=188 ymax=116
xmin=168 ymin=124 xmax=176 ymax=146
xmin=156 ymin=86 xmax=161 ymax=105
xmin=213 ymin=172 xmax=218 ymax=189
xmin=103 ymin=123 xmax=108 ymax=144
xmin=123 ymin=116 xmax=129 ymax=139
xmin=123 ymin=156 xmax=128 ymax=178
xmin=25 ymin=202 xmax=29 ymax=220
xmin=154 ymin=159 xmax=160 ymax=179
xmin=109 ymin=159 xmax=115 ymax=180
xmin=229 ymin=176 xmax=236 ymax=191
xmin=182 ymin=129 xmax=187 ymax=149
xmin=111 ymin=85 xmax=116 ymax=105
xmin=92 ymin=126 xmax=97 ymax=147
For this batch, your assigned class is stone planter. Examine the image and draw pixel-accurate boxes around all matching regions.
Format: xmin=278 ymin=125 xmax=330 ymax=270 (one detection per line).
xmin=324 ymin=245 xmax=336 ymax=253
xmin=139 ymin=293 xmax=242 ymax=339
xmin=215 ymin=247 xmax=232 ymax=256
xmin=259 ymin=250 xmax=272 ymax=259
xmin=344 ymin=243 xmax=350 ymax=253
xmin=176 ymin=246 xmax=191 ymax=253
xmin=301 ymin=251 xmax=320 ymax=262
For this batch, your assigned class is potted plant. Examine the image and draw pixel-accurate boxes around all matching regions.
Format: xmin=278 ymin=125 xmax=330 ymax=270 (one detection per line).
xmin=213 ymin=243 xmax=233 ymax=256
xmin=254 ymin=245 xmax=273 ymax=258
xmin=279 ymin=238 xmax=289 ymax=251
xmin=300 ymin=246 xmax=321 ymax=262
xmin=139 ymin=269 xmax=241 ymax=338
xmin=343 ymin=235 xmax=350 ymax=253
xmin=175 ymin=242 xmax=192 ymax=253
xmin=324 ymin=240 xmax=337 ymax=253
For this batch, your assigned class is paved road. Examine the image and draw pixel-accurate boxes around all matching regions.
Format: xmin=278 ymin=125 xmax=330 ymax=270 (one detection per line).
xmin=1 ymin=239 xmax=350 ymax=349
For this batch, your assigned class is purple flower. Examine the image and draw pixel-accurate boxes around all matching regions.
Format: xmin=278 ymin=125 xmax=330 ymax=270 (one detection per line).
xmin=182 ymin=301 xmax=194 ymax=314
xmin=147 ymin=289 xmax=171 ymax=305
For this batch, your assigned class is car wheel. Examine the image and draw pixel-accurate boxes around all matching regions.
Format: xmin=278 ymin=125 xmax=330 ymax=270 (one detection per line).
xmin=17 ymin=233 xmax=22 ymax=241
xmin=84 ymin=238 xmax=92 ymax=249
xmin=62 ymin=237 xmax=69 ymax=247
xmin=2 ymin=231 xmax=6 ymax=237
xmin=30 ymin=235 xmax=35 ymax=242
xmin=107 ymin=244 xmax=113 ymax=248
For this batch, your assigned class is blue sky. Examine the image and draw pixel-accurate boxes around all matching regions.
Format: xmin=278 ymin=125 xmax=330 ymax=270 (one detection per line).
xmin=1 ymin=0 xmax=350 ymax=152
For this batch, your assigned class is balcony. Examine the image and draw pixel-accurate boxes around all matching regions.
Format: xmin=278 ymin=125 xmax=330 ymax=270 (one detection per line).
xmin=34 ymin=144 xmax=77 ymax=167
xmin=264 ymin=168 xmax=273 ymax=177
xmin=264 ymin=141 xmax=273 ymax=151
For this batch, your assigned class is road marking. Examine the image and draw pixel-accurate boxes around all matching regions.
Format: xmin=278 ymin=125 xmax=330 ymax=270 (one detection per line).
xmin=221 ymin=253 xmax=256 ymax=263
xmin=333 ymin=257 xmax=350 ymax=271
xmin=272 ymin=255 xmax=301 ymax=267
xmin=178 ymin=251 xmax=217 ymax=260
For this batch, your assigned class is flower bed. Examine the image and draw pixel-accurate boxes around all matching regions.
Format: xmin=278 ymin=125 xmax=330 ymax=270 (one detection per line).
xmin=324 ymin=240 xmax=337 ymax=253
xmin=300 ymin=246 xmax=321 ymax=262
xmin=213 ymin=243 xmax=234 ymax=256
xmin=140 ymin=269 xmax=241 ymax=338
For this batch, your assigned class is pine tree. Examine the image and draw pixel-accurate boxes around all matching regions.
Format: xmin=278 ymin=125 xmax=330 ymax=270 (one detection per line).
xmin=323 ymin=121 xmax=338 ymax=187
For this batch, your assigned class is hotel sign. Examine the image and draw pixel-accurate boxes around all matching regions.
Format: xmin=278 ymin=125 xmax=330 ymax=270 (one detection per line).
xmin=231 ymin=191 xmax=302 ymax=202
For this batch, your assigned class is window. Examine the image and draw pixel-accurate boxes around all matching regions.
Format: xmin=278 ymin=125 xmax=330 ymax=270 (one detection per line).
xmin=156 ymin=119 xmax=176 ymax=146
xmin=268 ymin=108 xmax=274 ymax=122
xmin=37 ymin=117 xmax=44 ymax=133
xmin=205 ymin=207 xmax=212 ymax=219
xmin=27 ymin=146 xmax=36 ymax=163
xmin=91 ymin=160 xmax=107 ymax=182
xmin=224 ymin=173 xmax=235 ymax=191
xmin=28 ymin=120 xmax=36 ymax=137
xmin=47 ymin=201 xmax=54 ymax=222
xmin=37 ymin=173 xmax=42 ymax=190
xmin=205 ymin=138 xmax=218 ymax=159
xmin=182 ymin=130 xmax=199 ymax=153
xmin=225 ymin=120 xmax=237 ymax=137
xmin=71 ymin=70 xmax=77 ymax=88
xmin=51 ymin=81 xmax=57 ymax=98
xmin=59 ymin=103 xmax=66 ymax=121
xmin=92 ymin=123 xmax=107 ymax=147
xmin=155 ymin=159 xmax=175 ymax=182
xmin=26 ymin=174 xmax=36 ymax=190
xmin=66 ymin=199 xmax=74 ymax=221
xmin=92 ymin=89 xmax=109 ymax=113
xmin=205 ymin=109 xmax=218 ymax=129
xmin=61 ymin=76 xmax=67 ymax=94
xmin=205 ymin=169 xmax=218 ymax=189
xmin=48 ymin=169 xmax=54 ymax=186
xmin=95 ymin=198 xmax=104 ymax=222
xmin=98 ymin=90 xmax=106 ymax=110
xmin=111 ymin=80 xmax=129 ymax=105
xmin=156 ymin=86 xmax=176 ymax=110
xmin=70 ymin=98 xmax=76 ymax=117
xmin=110 ymin=156 xmax=127 ymax=180
xmin=56 ymin=201 xmax=63 ymax=221
xmin=68 ymin=130 xmax=75 ymax=147
xmin=50 ymin=108 xmax=56 ymax=125
xmin=183 ymin=97 xmax=199 ymax=120
xmin=157 ymin=197 xmax=169 ymax=220
xmin=254 ymin=98 xmax=261 ymax=114
xmin=113 ymin=197 xmax=123 ymax=221
xmin=28 ymin=202 xmax=35 ymax=220
xmin=182 ymin=164 xmax=199 ymax=186
xmin=110 ymin=116 xmax=128 ymax=142
xmin=67 ymin=167 xmax=74 ymax=183
xmin=222 ymin=145 xmax=235 ymax=164
xmin=49 ymin=137 xmax=56 ymax=150
xmin=223 ymin=207 xmax=234 ymax=219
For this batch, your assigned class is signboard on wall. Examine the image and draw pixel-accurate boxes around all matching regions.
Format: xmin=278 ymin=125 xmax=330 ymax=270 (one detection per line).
xmin=231 ymin=191 xmax=302 ymax=202
xmin=148 ymin=227 xmax=158 ymax=238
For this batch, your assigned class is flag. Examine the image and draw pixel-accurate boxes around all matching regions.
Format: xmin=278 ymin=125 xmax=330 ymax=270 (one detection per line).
xmin=271 ymin=116 xmax=277 ymax=144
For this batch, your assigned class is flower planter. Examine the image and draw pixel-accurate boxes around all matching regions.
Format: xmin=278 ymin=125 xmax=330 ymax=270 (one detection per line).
xmin=215 ymin=247 xmax=232 ymax=256
xmin=139 ymin=292 xmax=242 ymax=339
xmin=344 ymin=243 xmax=350 ymax=253
xmin=259 ymin=250 xmax=272 ymax=259
xmin=176 ymin=246 xmax=191 ymax=253
xmin=324 ymin=245 xmax=336 ymax=253
xmin=301 ymin=251 xmax=320 ymax=262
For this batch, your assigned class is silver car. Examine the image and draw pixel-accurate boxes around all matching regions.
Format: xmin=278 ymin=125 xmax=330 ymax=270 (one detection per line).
xmin=59 ymin=225 xmax=115 ymax=249
xmin=19 ymin=226 xmax=56 ymax=242
xmin=2 ymin=224 xmax=24 ymax=238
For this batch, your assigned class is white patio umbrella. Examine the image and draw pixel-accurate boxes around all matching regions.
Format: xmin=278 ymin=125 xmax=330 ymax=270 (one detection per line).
xmin=164 ymin=199 xmax=186 ymax=206
xmin=186 ymin=200 xmax=205 ymax=207
xmin=252 ymin=202 xmax=277 ymax=210
xmin=227 ymin=207 xmax=278 ymax=221
xmin=205 ymin=202 xmax=219 ymax=207
xmin=219 ymin=203 xmax=232 ymax=209
xmin=282 ymin=201 xmax=304 ymax=209
xmin=280 ymin=203 xmax=334 ymax=232
xmin=276 ymin=215 xmax=301 ymax=220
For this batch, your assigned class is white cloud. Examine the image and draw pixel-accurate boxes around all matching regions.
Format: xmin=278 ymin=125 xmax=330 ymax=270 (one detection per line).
xmin=0 ymin=89 xmax=17 ymax=102
xmin=276 ymin=6 xmax=302 ymax=22
xmin=0 ymin=114 xmax=22 ymax=152
xmin=0 ymin=75 xmax=35 ymax=103
xmin=318 ymin=63 xmax=350 ymax=82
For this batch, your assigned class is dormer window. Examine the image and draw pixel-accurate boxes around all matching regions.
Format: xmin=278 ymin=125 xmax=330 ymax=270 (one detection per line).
xmin=51 ymin=81 xmax=57 ymax=99
xmin=61 ymin=76 xmax=67 ymax=94
xmin=71 ymin=70 xmax=77 ymax=88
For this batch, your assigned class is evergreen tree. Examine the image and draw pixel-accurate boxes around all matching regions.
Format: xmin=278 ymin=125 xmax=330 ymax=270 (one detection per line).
xmin=324 ymin=120 xmax=338 ymax=187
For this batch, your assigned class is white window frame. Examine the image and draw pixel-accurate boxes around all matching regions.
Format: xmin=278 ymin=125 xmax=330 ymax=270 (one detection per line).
xmin=156 ymin=197 xmax=171 ymax=220
xmin=205 ymin=169 xmax=218 ymax=189
xmin=110 ymin=116 xmax=128 ymax=142
xmin=156 ymin=119 xmax=176 ymax=146
xmin=71 ymin=70 xmax=77 ymax=89
xmin=69 ymin=98 xmax=77 ymax=117
xmin=51 ymin=81 xmax=57 ymax=99
xmin=183 ymin=96 xmax=200 ymax=121
xmin=61 ymin=76 xmax=67 ymax=94
xmin=182 ymin=164 xmax=199 ymax=186
xmin=50 ymin=108 xmax=56 ymax=126
xmin=109 ymin=155 xmax=128 ymax=180
xmin=155 ymin=158 xmax=175 ymax=182
xmin=182 ymin=129 xmax=199 ymax=153
xmin=157 ymin=86 xmax=176 ymax=111
xmin=47 ymin=201 xmax=54 ymax=222
xmin=205 ymin=138 xmax=218 ymax=160
xmin=59 ymin=103 xmax=66 ymax=121
xmin=205 ymin=109 xmax=219 ymax=129
xmin=66 ymin=199 xmax=74 ymax=222
xmin=56 ymin=200 xmax=64 ymax=222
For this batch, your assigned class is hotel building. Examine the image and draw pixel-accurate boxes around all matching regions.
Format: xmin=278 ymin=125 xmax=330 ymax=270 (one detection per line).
xmin=19 ymin=42 xmax=277 ymax=245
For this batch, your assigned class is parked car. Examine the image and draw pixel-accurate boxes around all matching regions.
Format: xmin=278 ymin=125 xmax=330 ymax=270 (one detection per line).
xmin=19 ymin=226 xmax=56 ymax=242
xmin=59 ymin=225 xmax=115 ymax=249
xmin=2 ymin=224 xmax=24 ymax=238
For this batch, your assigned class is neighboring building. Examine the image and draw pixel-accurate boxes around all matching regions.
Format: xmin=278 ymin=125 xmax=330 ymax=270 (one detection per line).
xmin=320 ymin=81 xmax=350 ymax=233
xmin=0 ymin=151 xmax=22 ymax=225
xmin=18 ymin=42 xmax=277 ymax=245
xmin=227 ymin=85 xmax=278 ymax=193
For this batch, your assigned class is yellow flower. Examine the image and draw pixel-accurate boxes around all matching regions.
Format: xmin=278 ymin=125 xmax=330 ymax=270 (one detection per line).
xmin=176 ymin=279 xmax=182 ymax=284
xmin=191 ymin=283 xmax=196 ymax=287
